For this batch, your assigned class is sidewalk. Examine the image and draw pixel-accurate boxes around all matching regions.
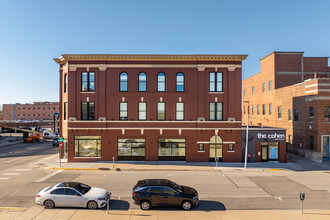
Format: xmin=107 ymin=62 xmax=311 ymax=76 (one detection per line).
xmin=1 ymin=207 xmax=330 ymax=220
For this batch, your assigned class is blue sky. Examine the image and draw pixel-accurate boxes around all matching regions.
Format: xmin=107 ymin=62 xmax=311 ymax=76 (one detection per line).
xmin=0 ymin=0 xmax=329 ymax=106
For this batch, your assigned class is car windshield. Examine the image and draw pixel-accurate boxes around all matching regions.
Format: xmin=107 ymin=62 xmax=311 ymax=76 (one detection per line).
xmin=74 ymin=183 xmax=91 ymax=194
xmin=170 ymin=181 xmax=182 ymax=192
xmin=60 ymin=182 xmax=91 ymax=194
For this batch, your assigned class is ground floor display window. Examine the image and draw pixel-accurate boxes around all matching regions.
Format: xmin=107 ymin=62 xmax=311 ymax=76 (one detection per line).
xmin=209 ymin=135 xmax=223 ymax=161
xmin=261 ymin=142 xmax=278 ymax=161
xmin=74 ymin=136 xmax=101 ymax=157
xmin=158 ymin=139 xmax=185 ymax=161
xmin=118 ymin=138 xmax=145 ymax=160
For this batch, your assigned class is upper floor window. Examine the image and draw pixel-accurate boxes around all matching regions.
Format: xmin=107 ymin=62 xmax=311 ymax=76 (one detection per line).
xmin=157 ymin=72 xmax=166 ymax=92
xmin=120 ymin=72 xmax=128 ymax=92
xmin=138 ymin=72 xmax=147 ymax=92
xmin=243 ymin=89 xmax=246 ymax=97
xmin=269 ymin=103 xmax=272 ymax=115
xmin=244 ymin=106 xmax=246 ymax=114
xmin=209 ymin=72 xmax=223 ymax=92
xmin=309 ymin=107 xmax=314 ymax=117
xmin=157 ymin=102 xmax=165 ymax=120
xmin=278 ymin=106 xmax=282 ymax=119
xmin=209 ymin=102 xmax=223 ymax=121
xmin=294 ymin=109 xmax=299 ymax=121
xmin=252 ymin=106 xmax=255 ymax=115
xmin=64 ymin=74 xmax=68 ymax=93
xmin=138 ymin=102 xmax=147 ymax=120
xmin=176 ymin=72 xmax=184 ymax=92
xmin=262 ymin=104 xmax=266 ymax=115
xmin=120 ymin=102 xmax=128 ymax=120
xmin=262 ymin=83 xmax=265 ymax=93
xmin=81 ymin=72 xmax=95 ymax=92
xmin=64 ymin=102 xmax=68 ymax=120
xmin=269 ymin=81 xmax=272 ymax=91
xmin=176 ymin=102 xmax=184 ymax=120
xmin=81 ymin=102 xmax=95 ymax=120
xmin=325 ymin=107 xmax=330 ymax=121
xmin=288 ymin=109 xmax=292 ymax=121
xmin=252 ymin=86 xmax=255 ymax=95
xmin=257 ymin=105 xmax=260 ymax=115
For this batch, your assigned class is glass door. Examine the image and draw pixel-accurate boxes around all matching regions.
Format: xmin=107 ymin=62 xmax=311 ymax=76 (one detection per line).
xmin=261 ymin=146 xmax=268 ymax=161
xmin=323 ymin=136 xmax=330 ymax=162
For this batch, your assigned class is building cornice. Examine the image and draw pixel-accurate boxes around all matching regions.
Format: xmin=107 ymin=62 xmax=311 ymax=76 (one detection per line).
xmin=54 ymin=54 xmax=248 ymax=64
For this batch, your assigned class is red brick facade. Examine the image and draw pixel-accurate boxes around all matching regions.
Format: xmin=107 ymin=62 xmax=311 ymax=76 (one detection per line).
xmin=2 ymin=102 xmax=59 ymax=121
xmin=243 ymin=52 xmax=330 ymax=162
xmin=55 ymin=54 xmax=247 ymax=162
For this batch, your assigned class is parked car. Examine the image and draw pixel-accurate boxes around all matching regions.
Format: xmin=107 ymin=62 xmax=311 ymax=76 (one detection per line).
xmin=36 ymin=182 xmax=111 ymax=209
xmin=132 ymin=179 xmax=198 ymax=210
xmin=52 ymin=137 xmax=59 ymax=147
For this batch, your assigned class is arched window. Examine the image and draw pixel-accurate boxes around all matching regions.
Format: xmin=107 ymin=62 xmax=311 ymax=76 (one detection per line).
xmin=209 ymin=135 xmax=223 ymax=160
xmin=176 ymin=72 xmax=184 ymax=92
xmin=120 ymin=72 xmax=128 ymax=92
xmin=157 ymin=72 xmax=166 ymax=92
xmin=138 ymin=72 xmax=147 ymax=92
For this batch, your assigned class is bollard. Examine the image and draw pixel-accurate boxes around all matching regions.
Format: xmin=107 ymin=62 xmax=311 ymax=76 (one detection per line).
xmin=112 ymin=157 xmax=115 ymax=169
xmin=299 ymin=193 xmax=305 ymax=214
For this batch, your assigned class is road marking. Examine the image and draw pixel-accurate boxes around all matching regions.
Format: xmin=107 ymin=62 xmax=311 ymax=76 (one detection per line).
xmin=269 ymin=169 xmax=283 ymax=171
xmin=34 ymin=170 xmax=63 ymax=183
xmin=0 ymin=154 xmax=6 ymax=156
xmin=3 ymin=173 xmax=20 ymax=176
xmin=0 ymin=177 xmax=10 ymax=180
xmin=275 ymin=197 xmax=283 ymax=202
xmin=15 ymin=169 xmax=31 ymax=172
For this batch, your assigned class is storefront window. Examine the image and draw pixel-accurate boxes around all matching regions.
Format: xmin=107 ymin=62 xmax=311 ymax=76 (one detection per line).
xmin=158 ymin=139 xmax=185 ymax=160
xmin=118 ymin=139 xmax=145 ymax=158
xmin=261 ymin=142 xmax=278 ymax=160
xmin=75 ymin=136 xmax=101 ymax=157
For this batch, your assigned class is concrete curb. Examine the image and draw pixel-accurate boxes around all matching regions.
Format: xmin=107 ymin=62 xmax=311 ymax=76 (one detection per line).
xmin=46 ymin=167 xmax=111 ymax=171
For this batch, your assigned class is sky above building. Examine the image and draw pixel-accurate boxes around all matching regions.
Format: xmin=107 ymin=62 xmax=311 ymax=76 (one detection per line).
xmin=0 ymin=0 xmax=329 ymax=105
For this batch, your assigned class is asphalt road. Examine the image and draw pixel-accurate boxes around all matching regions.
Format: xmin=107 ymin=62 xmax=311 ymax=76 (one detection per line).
xmin=1 ymin=142 xmax=330 ymax=211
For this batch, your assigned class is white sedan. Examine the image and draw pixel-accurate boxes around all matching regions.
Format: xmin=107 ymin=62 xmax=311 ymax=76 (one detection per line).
xmin=36 ymin=182 xmax=111 ymax=209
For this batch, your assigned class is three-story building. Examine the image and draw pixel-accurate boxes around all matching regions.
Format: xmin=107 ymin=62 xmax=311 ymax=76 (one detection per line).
xmin=54 ymin=54 xmax=247 ymax=162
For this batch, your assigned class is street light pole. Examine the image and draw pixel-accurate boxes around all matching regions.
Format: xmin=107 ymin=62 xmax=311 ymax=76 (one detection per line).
xmin=244 ymin=102 xmax=250 ymax=169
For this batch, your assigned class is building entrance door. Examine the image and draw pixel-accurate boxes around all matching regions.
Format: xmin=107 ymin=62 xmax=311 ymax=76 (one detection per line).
xmin=323 ymin=136 xmax=330 ymax=162
xmin=209 ymin=135 xmax=223 ymax=162
xmin=261 ymin=146 xmax=268 ymax=162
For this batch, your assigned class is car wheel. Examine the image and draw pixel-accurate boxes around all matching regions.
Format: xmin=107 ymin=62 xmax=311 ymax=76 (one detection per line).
xmin=44 ymin=200 xmax=55 ymax=209
xmin=87 ymin=200 xmax=98 ymax=209
xmin=181 ymin=200 xmax=192 ymax=210
xmin=140 ymin=200 xmax=151 ymax=210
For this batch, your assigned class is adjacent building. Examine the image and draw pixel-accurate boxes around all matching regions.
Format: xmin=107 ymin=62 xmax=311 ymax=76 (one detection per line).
xmin=2 ymin=102 xmax=60 ymax=121
xmin=54 ymin=54 xmax=247 ymax=162
xmin=243 ymin=52 xmax=330 ymax=162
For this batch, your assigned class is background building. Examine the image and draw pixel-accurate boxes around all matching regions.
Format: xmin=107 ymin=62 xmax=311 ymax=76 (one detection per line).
xmin=2 ymin=102 xmax=59 ymax=121
xmin=55 ymin=54 xmax=247 ymax=162
xmin=243 ymin=52 xmax=330 ymax=162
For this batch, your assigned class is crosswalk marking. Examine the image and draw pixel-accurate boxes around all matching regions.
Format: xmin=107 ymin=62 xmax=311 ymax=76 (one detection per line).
xmin=34 ymin=170 xmax=63 ymax=183
xmin=3 ymin=173 xmax=20 ymax=176
xmin=15 ymin=169 xmax=31 ymax=172
xmin=0 ymin=177 xmax=10 ymax=180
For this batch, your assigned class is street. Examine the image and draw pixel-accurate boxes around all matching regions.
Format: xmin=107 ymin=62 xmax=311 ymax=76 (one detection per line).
xmin=1 ymin=142 xmax=330 ymax=211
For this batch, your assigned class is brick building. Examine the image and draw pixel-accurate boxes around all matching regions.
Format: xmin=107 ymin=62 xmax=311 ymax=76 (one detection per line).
xmin=243 ymin=52 xmax=330 ymax=162
xmin=2 ymin=102 xmax=60 ymax=121
xmin=54 ymin=54 xmax=247 ymax=162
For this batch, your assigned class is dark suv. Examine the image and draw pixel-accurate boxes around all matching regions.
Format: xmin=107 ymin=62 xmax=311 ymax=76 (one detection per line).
xmin=132 ymin=179 xmax=198 ymax=210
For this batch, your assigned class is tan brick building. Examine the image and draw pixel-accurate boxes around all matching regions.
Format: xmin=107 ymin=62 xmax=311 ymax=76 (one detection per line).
xmin=3 ymin=102 xmax=60 ymax=121
xmin=243 ymin=52 xmax=330 ymax=162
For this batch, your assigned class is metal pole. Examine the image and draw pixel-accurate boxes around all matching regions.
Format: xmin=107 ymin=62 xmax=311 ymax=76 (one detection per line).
xmin=244 ymin=110 xmax=249 ymax=169
xmin=59 ymin=147 xmax=61 ymax=167
xmin=301 ymin=200 xmax=303 ymax=214
xmin=112 ymin=157 xmax=114 ymax=169
xmin=107 ymin=199 xmax=109 ymax=214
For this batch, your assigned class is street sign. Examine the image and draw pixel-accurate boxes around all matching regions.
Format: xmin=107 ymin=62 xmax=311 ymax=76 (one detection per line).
xmin=59 ymin=142 xmax=63 ymax=149
xmin=58 ymin=137 xmax=64 ymax=142
xmin=53 ymin=112 xmax=60 ymax=135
